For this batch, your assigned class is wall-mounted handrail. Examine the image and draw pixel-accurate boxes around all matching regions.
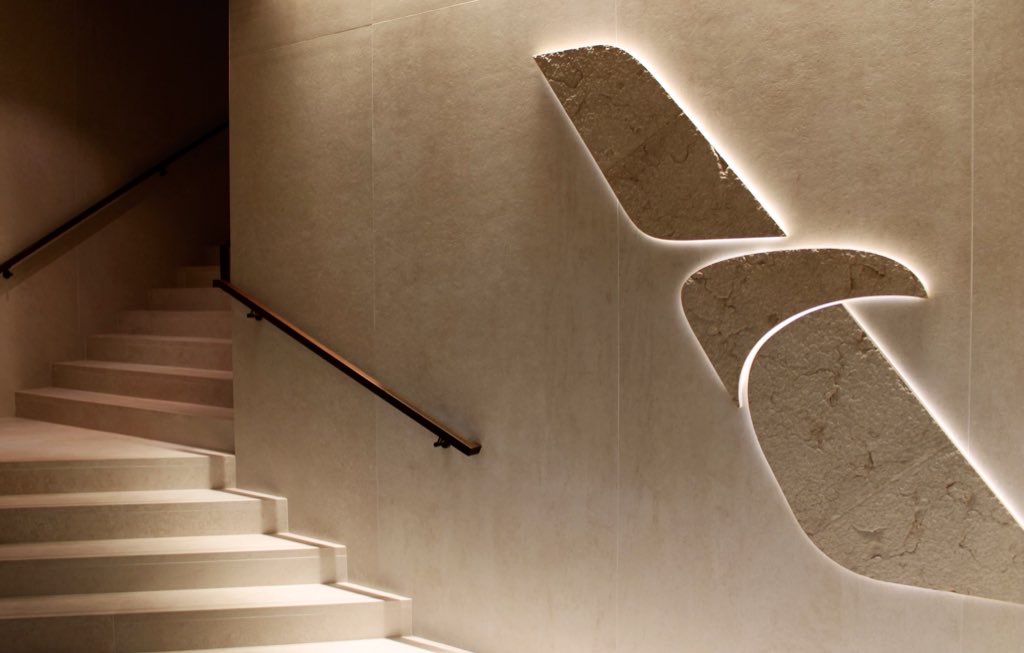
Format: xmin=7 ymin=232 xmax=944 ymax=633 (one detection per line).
xmin=1 ymin=122 xmax=228 ymax=280
xmin=213 ymin=279 xmax=482 ymax=457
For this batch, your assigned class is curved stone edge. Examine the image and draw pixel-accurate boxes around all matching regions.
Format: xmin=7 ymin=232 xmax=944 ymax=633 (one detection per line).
xmin=746 ymin=304 xmax=1024 ymax=604
xmin=681 ymin=248 xmax=926 ymax=402
xmin=534 ymin=45 xmax=784 ymax=241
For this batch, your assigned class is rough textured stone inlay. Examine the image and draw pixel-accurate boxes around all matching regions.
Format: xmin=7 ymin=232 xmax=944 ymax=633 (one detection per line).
xmin=535 ymin=45 xmax=784 ymax=240
xmin=681 ymin=249 xmax=926 ymax=400
xmin=749 ymin=305 xmax=1024 ymax=604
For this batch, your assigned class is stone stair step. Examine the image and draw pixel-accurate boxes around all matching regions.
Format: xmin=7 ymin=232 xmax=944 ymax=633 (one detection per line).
xmin=0 ymin=251 xmax=463 ymax=652
xmin=0 ymin=418 xmax=217 ymax=494
xmin=87 ymin=334 xmax=232 ymax=371
xmin=53 ymin=360 xmax=233 ymax=408
xmin=161 ymin=637 xmax=472 ymax=652
xmin=15 ymin=388 xmax=233 ymax=452
xmin=0 ymin=583 xmax=409 ymax=652
xmin=149 ymin=287 xmax=230 ymax=311
xmin=0 ymin=534 xmax=342 ymax=597
xmin=115 ymin=310 xmax=232 ymax=338
xmin=0 ymin=489 xmax=266 ymax=544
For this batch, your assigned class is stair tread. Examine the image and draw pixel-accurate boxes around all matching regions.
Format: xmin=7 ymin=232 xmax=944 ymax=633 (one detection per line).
xmin=0 ymin=488 xmax=256 ymax=509
xmin=163 ymin=639 xmax=447 ymax=652
xmin=86 ymin=333 xmax=233 ymax=374
xmin=0 ymin=261 xmax=455 ymax=647
xmin=55 ymin=360 xmax=233 ymax=381
xmin=17 ymin=387 xmax=233 ymax=419
xmin=91 ymin=333 xmax=231 ymax=344
xmin=0 ymin=418 xmax=205 ymax=464
xmin=0 ymin=533 xmax=315 ymax=561
xmin=149 ymin=288 xmax=225 ymax=298
xmin=120 ymin=308 xmax=230 ymax=315
xmin=0 ymin=583 xmax=377 ymax=619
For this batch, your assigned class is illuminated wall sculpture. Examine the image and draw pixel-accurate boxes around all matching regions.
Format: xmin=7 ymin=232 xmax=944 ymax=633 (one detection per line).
xmin=681 ymin=250 xmax=925 ymax=401
xmin=750 ymin=305 xmax=1024 ymax=603
xmin=535 ymin=46 xmax=784 ymax=240
xmin=537 ymin=45 xmax=1024 ymax=604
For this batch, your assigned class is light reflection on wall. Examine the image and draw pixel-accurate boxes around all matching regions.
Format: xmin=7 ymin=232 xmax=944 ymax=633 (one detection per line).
xmin=595 ymin=43 xmax=1024 ymax=547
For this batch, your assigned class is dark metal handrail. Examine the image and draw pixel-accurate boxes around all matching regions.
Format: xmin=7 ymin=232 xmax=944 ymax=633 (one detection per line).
xmin=213 ymin=279 xmax=482 ymax=457
xmin=1 ymin=122 xmax=228 ymax=280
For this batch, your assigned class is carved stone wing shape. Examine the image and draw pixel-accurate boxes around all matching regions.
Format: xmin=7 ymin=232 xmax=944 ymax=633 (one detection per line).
xmin=538 ymin=44 xmax=1024 ymax=605
xmin=535 ymin=45 xmax=784 ymax=241
xmin=681 ymin=249 xmax=926 ymax=401
xmin=749 ymin=305 xmax=1024 ymax=604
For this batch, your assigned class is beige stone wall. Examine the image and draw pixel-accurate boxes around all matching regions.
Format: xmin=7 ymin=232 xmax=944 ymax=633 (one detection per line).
xmin=0 ymin=1 xmax=229 ymax=417
xmin=229 ymin=1 xmax=1024 ymax=650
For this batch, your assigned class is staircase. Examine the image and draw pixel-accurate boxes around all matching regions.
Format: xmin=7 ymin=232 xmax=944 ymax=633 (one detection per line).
xmin=16 ymin=259 xmax=235 ymax=453
xmin=0 ymin=254 xmax=465 ymax=652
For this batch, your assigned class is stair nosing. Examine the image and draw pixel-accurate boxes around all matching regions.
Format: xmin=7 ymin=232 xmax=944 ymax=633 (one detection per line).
xmin=158 ymin=640 xmax=451 ymax=653
xmin=117 ymin=309 xmax=231 ymax=317
xmin=0 ymin=488 xmax=258 ymax=509
xmin=149 ymin=287 xmax=223 ymax=293
xmin=0 ymin=456 xmax=207 ymax=470
xmin=89 ymin=334 xmax=231 ymax=344
xmin=0 ymin=534 xmax=317 ymax=562
xmin=0 ymin=583 xmax=379 ymax=619
xmin=53 ymin=360 xmax=234 ymax=380
xmin=17 ymin=387 xmax=233 ymax=419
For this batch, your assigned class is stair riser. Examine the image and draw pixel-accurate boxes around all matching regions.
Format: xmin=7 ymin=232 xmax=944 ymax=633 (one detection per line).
xmin=0 ymin=601 xmax=408 ymax=653
xmin=15 ymin=393 xmax=234 ymax=453
xmin=176 ymin=266 xmax=220 ymax=288
xmin=53 ymin=365 xmax=233 ymax=408
xmin=115 ymin=311 xmax=231 ymax=338
xmin=87 ymin=337 xmax=232 ymax=371
xmin=0 ymin=502 xmax=262 ymax=544
xmin=0 ymin=553 xmax=324 ymax=597
xmin=148 ymin=289 xmax=229 ymax=311
xmin=0 ymin=462 xmax=211 ymax=495
xmin=0 ymin=615 xmax=109 ymax=653
xmin=201 ymin=245 xmax=222 ymax=267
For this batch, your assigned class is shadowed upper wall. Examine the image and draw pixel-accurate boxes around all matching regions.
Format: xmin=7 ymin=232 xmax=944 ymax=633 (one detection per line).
xmin=228 ymin=0 xmax=1024 ymax=650
xmin=0 ymin=0 xmax=228 ymax=416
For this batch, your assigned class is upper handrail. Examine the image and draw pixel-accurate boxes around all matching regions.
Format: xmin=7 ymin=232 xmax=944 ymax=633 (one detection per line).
xmin=1 ymin=122 xmax=228 ymax=280
xmin=213 ymin=279 xmax=482 ymax=457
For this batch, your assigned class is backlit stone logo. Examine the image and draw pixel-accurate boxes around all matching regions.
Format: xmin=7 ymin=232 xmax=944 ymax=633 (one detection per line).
xmin=537 ymin=45 xmax=1024 ymax=604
